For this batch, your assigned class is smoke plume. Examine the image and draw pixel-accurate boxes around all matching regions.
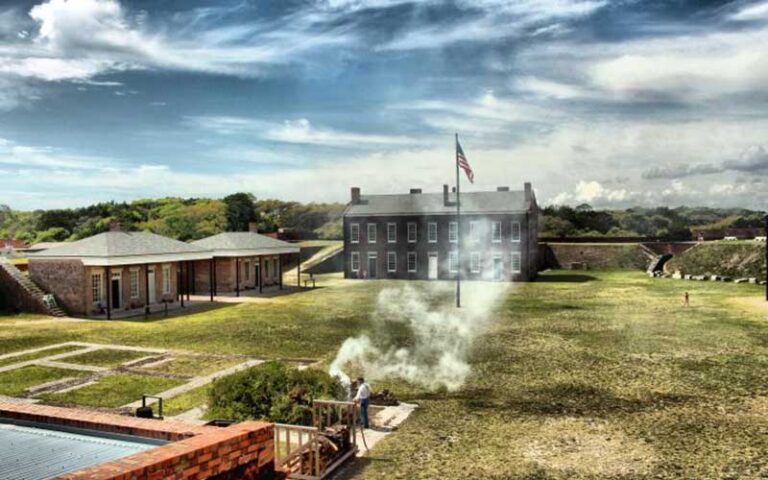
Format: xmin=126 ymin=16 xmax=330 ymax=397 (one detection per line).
xmin=329 ymin=281 xmax=508 ymax=392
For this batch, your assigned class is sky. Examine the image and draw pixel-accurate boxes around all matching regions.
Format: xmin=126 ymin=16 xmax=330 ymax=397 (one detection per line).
xmin=0 ymin=0 xmax=767 ymax=210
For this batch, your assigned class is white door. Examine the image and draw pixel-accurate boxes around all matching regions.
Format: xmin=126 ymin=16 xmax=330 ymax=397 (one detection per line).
xmin=428 ymin=254 xmax=438 ymax=280
xmin=147 ymin=269 xmax=156 ymax=304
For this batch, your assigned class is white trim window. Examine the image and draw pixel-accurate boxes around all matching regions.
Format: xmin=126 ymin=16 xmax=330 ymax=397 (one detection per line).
xmin=162 ymin=265 xmax=171 ymax=294
xmin=470 ymin=252 xmax=481 ymax=273
xmin=511 ymin=221 xmax=521 ymax=242
xmin=428 ymin=222 xmax=438 ymax=243
xmin=511 ymin=252 xmax=522 ymax=273
xmin=367 ymin=223 xmax=377 ymax=243
xmin=491 ymin=221 xmax=502 ymax=243
xmin=350 ymin=223 xmax=360 ymax=244
xmin=387 ymin=223 xmax=397 ymax=243
xmin=244 ymin=260 xmax=251 ymax=281
xmin=407 ymin=223 xmax=417 ymax=243
xmin=91 ymin=272 xmax=103 ymax=304
xmin=130 ymin=270 xmax=140 ymax=299
xmin=387 ymin=251 xmax=397 ymax=272
xmin=407 ymin=252 xmax=417 ymax=272
xmin=449 ymin=251 xmax=459 ymax=273
xmin=351 ymin=252 xmax=360 ymax=272
xmin=449 ymin=222 xmax=458 ymax=243
xmin=469 ymin=221 xmax=479 ymax=242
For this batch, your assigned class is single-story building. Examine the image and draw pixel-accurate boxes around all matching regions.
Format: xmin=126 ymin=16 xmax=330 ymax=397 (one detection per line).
xmin=27 ymin=231 xmax=212 ymax=318
xmin=190 ymin=232 xmax=300 ymax=295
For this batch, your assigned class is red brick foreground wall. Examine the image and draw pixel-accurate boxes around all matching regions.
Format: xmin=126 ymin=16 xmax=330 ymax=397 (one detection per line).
xmin=0 ymin=403 xmax=277 ymax=480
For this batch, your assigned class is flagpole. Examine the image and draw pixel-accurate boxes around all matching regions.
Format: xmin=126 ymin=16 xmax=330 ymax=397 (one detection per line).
xmin=455 ymin=133 xmax=461 ymax=308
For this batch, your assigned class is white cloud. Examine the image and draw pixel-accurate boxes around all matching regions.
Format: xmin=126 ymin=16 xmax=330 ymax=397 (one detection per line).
xmin=186 ymin=116 xmax=417 ymax=147
xmin=730 ymin=1 xmax=768 ymax=21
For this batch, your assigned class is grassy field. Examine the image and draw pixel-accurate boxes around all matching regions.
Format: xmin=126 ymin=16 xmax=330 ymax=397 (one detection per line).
xmin=0 ymin=365 xmax=88 ymax=396
xmin=63 ymin=348 xmax=154 ymax=367
xmin=2 ymin=271 xmax=768 ymax=478
xmin=39 ymin=374 xmax=185 ymax=408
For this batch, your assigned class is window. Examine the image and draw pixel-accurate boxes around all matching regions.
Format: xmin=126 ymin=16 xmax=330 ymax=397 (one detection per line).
xmin=350 ymin=223 xmax=360 ymax=243
xmin=491 ymin=221 xmax=502 ymax=243
xmin=387 ymin=252 xmax=397 ymax=272
xmin=387 ymin=223 xmax=397 ymax=243
xmin=407 ymin=252 xmax=417 ymax=272
xmin=244 ymin=261 xmax=250 ymax=281
xmin=367 ymin=223 xmax=377 ymax=243
xmin=449 ymin=251 xmax=459 ymax=273
xmin=265 ymin=259 xmax=270 ymax=278
xmin=91 ymin=272 xmax=102 ymax=304
xmin=469 ymin=221 xmax=479 ymax=242
xmin=351 ymin=252 xmax=360 ymax=272
xmin=511 ymin=252 xmax=522 ymax=273
xmin=511 ymin=221 xmax=521 ymax=242
xmin=428 ymin=222 xmax=437 ymax=243
xmin=130 ymin=270 xmax=139 ymax=299
xmin=162 ymin=265 xmax=171 ymax=294
xmin=407 ymin=223 xmax=417 ymax=243
xmin=470 ymin=252 xmax=481 ymax=273
xmin=449 ymin=222 xmax=458 ymax=243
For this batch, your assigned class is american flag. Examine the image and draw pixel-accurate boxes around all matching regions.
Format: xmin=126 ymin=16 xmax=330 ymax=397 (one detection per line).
xmin=457 ymin=138 xmax=474 ymax=184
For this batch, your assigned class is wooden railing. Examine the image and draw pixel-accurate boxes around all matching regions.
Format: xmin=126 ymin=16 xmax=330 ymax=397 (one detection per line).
xmin=274 ymin=400 xmax=359 ymax=480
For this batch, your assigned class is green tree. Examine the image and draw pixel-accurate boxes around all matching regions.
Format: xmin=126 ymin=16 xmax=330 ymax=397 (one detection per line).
xmin=223 ymin=193 xmax=257 ymax=232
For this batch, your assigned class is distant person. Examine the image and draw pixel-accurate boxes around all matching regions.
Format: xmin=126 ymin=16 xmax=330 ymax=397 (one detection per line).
xmin=683 ymin=291 xmax=690 ymax=307
xmin=354 ymin=376 xmax=371 ymax=429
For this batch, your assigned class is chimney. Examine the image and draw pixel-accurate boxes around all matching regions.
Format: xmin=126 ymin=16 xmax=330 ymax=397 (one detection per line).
xmin=351 ymin=187 xmax=361 ymax=205
xmin=248 ymin=222 xmax=259 ymax=233
xmin=497 ymin=186 xmax=510 ymax=192
xmin=109 ymin=221 xmax=122 ymax=232
xmin=443 ymin=184 xmax=449 ymax=205
xmin=409 ymin=188 xmax=422 ymax=194
xmin=524 ymin=182 xmax=532 ymax=202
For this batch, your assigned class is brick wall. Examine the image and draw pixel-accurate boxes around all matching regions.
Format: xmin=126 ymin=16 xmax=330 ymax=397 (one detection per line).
xmin=0 ymin=403 xmax=276 ymax=480
xmin=28 ymin=259 xmax=87 ymax=315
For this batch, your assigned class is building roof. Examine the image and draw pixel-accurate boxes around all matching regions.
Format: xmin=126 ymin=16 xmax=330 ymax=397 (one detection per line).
xmin=344 ymin=190 xmax=530 ymax=217
xmin=0 ymin=421 xmax=160 ymax=480
xmin=0 ymin=239 xmax=28 ymax=249
xmin=27 ymin=231 xmax=212 ymax=266
xmin=23 ymin=241 xmax=63 ymax=252
xmin=191 ymin=232 xmax=299 ymax=257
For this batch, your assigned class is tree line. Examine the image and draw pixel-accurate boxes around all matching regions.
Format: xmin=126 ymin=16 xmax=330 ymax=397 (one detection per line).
xmin=0 ymin=194 xmax=344 ymax=244
xmin=1 ymin=196 xmax=764 ymax=244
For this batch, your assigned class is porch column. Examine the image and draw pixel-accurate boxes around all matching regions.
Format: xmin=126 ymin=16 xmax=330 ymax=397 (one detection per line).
xmin=235 ymin=258 xmax=241 ymax=297
xmin=178 ymin=262 xmax=185 ymax=308
xmin=212 ymin=257 xmax=218 ymax=296
xmin=259 ymin=256 xmax=263 ymax=293
xmin=297 ymin=251 xmax=301 ymax=287
xmin=144 ymin=264 xmax=150 ymax=315
xmin=209 ymin=258 xmax=214 ymax=302
xmin=186 ymin=261 xmax=191 ymax=302
xmin=191 ymin=261 xmax=196 ymax=295
xmin=106 ymin=266 xmax=112 ymax=320
xmin=279 ymin=255 xmax=283 ymax=290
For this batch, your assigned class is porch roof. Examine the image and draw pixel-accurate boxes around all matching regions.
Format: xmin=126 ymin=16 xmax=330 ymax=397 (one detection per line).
xmin=27 ymin=231 xmax=212 ymax=266
xmin=191 ymin=232 xmax=299 ymax=257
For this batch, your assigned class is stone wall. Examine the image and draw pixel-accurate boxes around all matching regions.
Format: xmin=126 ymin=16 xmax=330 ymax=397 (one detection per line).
xmin=540 ymin=243 xmax=651 ymax=270
xmin=28 ymin=259 xmax=86 ymax=315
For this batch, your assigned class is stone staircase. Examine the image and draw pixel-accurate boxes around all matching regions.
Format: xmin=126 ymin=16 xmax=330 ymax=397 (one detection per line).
xmin=0 ymin=259 xmax=66 ymax=317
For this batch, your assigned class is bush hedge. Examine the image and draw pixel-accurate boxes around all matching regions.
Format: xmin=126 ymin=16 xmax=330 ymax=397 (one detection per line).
xmin=207 ymin=361 xmax=345 ymax=424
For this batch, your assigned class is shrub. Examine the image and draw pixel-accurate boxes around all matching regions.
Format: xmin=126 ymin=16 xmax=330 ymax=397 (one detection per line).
xmin=207 ymin=361 xmax=346 ymax=424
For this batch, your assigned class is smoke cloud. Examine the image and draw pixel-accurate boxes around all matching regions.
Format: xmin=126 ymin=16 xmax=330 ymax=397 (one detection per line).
xmin=329 ymin=280 xmax=508 ymax=392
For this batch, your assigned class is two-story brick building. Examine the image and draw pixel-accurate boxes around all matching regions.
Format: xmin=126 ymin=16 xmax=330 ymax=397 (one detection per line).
xmin=342 ymin=183 xmax=539 ymax=282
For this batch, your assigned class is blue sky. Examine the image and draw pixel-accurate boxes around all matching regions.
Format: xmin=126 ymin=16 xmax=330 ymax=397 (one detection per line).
xmin=0 ymin=0 xmax=767 ymax=209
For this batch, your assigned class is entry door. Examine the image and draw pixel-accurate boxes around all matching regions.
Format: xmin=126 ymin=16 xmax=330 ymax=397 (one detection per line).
xmin=428 ymin=253 xmax=438 ymax=280
xmin=493 ymin=257 xmax=503 ymax=281
xmin=367 ymin=254 xmax=377 ymax=279
xmin=111 ymin=274 xmax=121 ymax=309
xmin=254 ymin=264 xmax=260 ymax=287
xmin=147 ymin=269 xmax=156 ymax=304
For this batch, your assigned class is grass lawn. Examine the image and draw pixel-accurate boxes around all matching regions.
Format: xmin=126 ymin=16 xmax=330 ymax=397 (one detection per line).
xmin=0 ymin=344 xmax=85 ymax=367
xmin=63 ymin=348 xmax=154 ymax=367
xmin=163 ymin=384 xmax=210 ymax=417
xmin=2 ymin=271 xmax=768 ymax=478
xmin=39 ymin=374 xmax=185 ymax=408
xmin=0 ymin=365 xmax=88 ymax=396
xmin=141 ymin=355 xmax=243 ymax=377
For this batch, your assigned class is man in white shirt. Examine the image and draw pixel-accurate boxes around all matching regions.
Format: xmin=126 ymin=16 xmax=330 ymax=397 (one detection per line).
xmin=353 ymin=376 xmax=371 ymax=429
